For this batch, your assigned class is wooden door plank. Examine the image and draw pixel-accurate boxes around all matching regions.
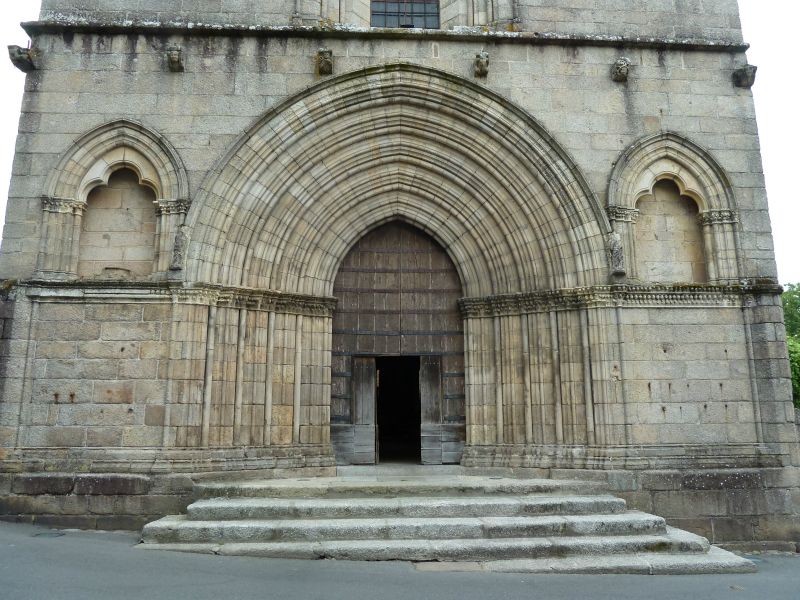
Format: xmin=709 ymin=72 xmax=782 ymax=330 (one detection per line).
xmin=419 ymin=355 xmax=442 ymax=425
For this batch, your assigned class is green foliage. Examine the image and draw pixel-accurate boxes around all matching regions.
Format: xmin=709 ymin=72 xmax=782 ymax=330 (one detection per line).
xmin=783 ymin=283 xmax=800 ymax=338
xmin=788 ymin=337 xmax=800 ymax=409
xmin=783 ymin=285 xmax=800 ymax=408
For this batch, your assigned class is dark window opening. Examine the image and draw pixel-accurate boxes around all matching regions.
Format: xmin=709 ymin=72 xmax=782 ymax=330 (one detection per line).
xmin=376 ymin=356 xmax=421 ymax=462
xmin=371 ymin=1 xmax=440 ymax=29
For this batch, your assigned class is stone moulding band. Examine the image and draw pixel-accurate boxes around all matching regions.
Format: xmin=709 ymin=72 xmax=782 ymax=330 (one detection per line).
xmin=0 ymin=445 xmax=336 ymax=475
xmin=461 ymin=443 xmax=786 ymax=471
xmin=457 ymin=283 xmax=782 ymax=317
xmin=15 ymin=281 xmax=783 ymax=317
xmin=18 ymin=280 xmax=339 ymax=317
xmin=21 ymin=20 xmax=750 ymax=53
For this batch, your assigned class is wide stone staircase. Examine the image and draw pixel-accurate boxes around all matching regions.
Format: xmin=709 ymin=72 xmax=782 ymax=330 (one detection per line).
xmin=140 ymin=466 xmax=756 ymax=574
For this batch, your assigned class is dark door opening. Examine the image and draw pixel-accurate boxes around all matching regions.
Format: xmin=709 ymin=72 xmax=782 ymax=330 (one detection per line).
xmin=376 ymin=356 xmax=421 ymax=463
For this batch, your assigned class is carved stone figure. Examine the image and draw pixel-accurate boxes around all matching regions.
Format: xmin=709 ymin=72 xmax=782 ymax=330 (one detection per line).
xmin=611 ymin=57 xmax=631 ymax=82
xmin=607 ymin=231 xmax=625 ymax=276
xmin=732 ymin=64 xmax=757 ymax=88
xmin=170 ymin=224 xmax=189 ymax=271
xmin=8 ymin=45 xmax=36 ymax=73
xmin=166 ymin=46 xmax=184 ymax=72
xmin=317 ymin=48 xmax=333 ymax=76
xmin=474 ymin=51 xmax=489 ymax=77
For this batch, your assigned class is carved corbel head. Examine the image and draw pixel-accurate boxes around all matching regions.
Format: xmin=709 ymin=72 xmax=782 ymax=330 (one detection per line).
xmin=166 ymin=46 xmax=184 ymax=73
xmin=732 ymin=64 xmax=757 ymax=88
xmin=611 ymin=57 xmax=632 ymax=83
xmin=8 ymin=45 xmax=36 ymax=73
xmin=474 ymin=51 xmax=489 ymax=78
xmin=316 ymin=48 xmax=333 ymax=76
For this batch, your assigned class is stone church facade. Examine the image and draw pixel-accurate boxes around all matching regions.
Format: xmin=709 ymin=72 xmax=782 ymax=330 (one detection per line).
xmin=0 ymin=0 xmax=797 ymax=546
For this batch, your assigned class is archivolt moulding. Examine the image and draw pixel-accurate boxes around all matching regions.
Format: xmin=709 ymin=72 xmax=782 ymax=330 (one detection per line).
xmin=184 ymin=62 xmax=612 ymax=297
xmin=608 ymin=132 xmax=736 ymax=213
xmin=43 ymin=119 xmax=189 ymax=205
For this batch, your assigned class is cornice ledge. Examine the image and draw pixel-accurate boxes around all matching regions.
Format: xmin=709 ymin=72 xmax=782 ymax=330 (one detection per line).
xmin=22 ymin=19 xmax=749 ymax=53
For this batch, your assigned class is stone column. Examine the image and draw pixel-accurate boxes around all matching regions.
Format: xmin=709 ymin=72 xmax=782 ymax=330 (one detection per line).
xmin=156 ymin=199 xmax=189 ymax=274
xmin=699 ymin=209 xmax=740 ymax=283
xmin=36 ymin=196 xmax=86 ymax=279
xmin=607 ymin=206 xmax=639 ymax=279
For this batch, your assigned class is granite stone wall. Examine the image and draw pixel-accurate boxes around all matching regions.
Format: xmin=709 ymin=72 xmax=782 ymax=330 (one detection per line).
xmin=0 ymin=1 xmax=795 ymax=545
xmin=37 ymin=0 xmax=744 ymax=41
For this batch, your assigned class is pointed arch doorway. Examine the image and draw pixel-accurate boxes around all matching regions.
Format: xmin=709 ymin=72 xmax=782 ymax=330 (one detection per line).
xmin=330 ymin=221 xmax=466 ymax=465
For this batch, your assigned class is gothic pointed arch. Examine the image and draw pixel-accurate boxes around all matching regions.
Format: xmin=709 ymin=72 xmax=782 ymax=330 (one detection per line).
xmin=183 ymin=63 xmax=611 ymax=298
xmin=607 ymin=132 xmax=741 ymax=283
xmin=44 ymin=119 xmax=189 ymax=204
xmin=37 ymin=119 xmax=190 ymax=278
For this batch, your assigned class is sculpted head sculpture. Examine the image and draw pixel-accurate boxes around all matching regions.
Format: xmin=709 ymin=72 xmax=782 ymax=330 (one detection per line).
xmin=317 ymin=48 xmax=334 ymax=76
xmin=166 ymin=46 xmax=184 ymax=72
xmin=474 ymin=51 xmax=489 ymax=78
xmin=611 ymin=57 xmax=632 ymax=82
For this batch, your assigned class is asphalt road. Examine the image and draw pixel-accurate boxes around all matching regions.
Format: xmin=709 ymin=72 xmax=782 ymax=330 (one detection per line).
xmin=0 ymin=521 xmax=797 ymax=600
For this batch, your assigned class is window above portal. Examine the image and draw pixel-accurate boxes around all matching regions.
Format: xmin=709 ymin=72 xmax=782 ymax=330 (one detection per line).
xmin=371 ymin=1 xmax=440 ymax=29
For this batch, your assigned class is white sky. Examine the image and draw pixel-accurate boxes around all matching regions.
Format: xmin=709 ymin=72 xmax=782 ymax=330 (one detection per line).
xmin=0 ymin=2 xmax=797 ymax=283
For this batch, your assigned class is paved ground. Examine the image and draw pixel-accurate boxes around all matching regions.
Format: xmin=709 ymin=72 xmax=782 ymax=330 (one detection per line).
xmin=0 ymin=521 xmax=797 ymax=600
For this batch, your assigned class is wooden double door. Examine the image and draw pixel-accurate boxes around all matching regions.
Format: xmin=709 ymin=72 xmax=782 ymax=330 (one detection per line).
xmin=330 ymin=222 xmax=466 ymax=464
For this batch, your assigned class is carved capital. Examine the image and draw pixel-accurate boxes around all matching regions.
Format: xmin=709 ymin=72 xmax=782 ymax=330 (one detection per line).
xmin=607 ymin=206 xmax=639 ymax=223
xmin=41 ymin=196 xmax=85 ymax=214
xmin=699 ymin=209 xmax=738 ymax=226
xmin=156 ymin=199 xmax=190 ymax=216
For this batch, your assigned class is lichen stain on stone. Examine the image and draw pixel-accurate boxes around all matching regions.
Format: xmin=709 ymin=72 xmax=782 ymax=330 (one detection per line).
xmin=225 ymin=36 xmax=242 ymax=72
xmin=95 ymin=34 xmax=109 ymax=53
xmin=124 ymin=34 xmax=138 ymax=73
xmin=81 ymin=33 xmax=93 ymax=55
xmin=256 ymin=37 xmax=269 ymax=74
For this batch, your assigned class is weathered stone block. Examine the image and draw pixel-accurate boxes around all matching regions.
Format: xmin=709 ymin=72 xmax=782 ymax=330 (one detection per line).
xmin=144 ymin=405 xmax=165 ymax=426
xmin=11 ymin=475 xmax=75 ymax=495
xmin=85 ymin=304 xmax=143 ymax=322
xmin=78 ymin=341 xmax=140 ymax=359
xmin=73 ymin=474 xmax=150 ymax=496
xmin=681 ymin=471 xmax=764 ymax=490
xmin=101 ymin=322 xmax=160 ymax=341
xmin=93 ymin=381 xmax=135 ymax=404
xmin=86 ymin=427 xmax=123 ymax=447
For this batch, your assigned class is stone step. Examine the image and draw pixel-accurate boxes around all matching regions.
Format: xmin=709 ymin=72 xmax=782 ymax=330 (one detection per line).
xmin=193 ymin=476 xmax=608 ymax=500
xmin=414 ymin=546 xmax=758 ymax=575
xmin=187 ymin=494 xmax=627 ymax=521
xmin=336 ymin=465 xmax=466 ymax=478
xmin=139 ymin=526 xmax=709 ymax=561
xmin=143 ymin=512 xmax=665 ymax=544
